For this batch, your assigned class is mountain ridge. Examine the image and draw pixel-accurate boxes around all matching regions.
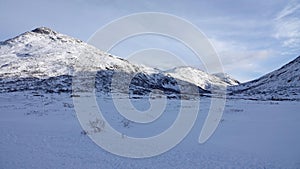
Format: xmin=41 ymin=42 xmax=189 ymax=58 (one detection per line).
xmin=0 ymin=27 xmax=234 ymax=96
xmin=1 ymin=27 xmax=298 ymax=101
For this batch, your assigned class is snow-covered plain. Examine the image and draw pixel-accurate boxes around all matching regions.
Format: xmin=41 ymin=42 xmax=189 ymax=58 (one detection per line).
xmin=0 ymin=91 xmax=299 ymax=169
xmin=1 ymin=27 xmax=300 ymax=169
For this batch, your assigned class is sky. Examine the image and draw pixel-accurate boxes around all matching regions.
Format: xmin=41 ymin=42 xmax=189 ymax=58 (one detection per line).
xmin=1 ymin=0 xmax=300 ymax=82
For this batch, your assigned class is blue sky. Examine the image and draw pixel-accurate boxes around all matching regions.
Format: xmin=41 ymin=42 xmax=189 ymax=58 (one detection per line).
xmin=1 ymin=0 xmax=300 ymax=82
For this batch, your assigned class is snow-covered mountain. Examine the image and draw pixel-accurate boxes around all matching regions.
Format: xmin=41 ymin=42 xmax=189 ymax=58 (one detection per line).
xmin=164 ymin=67 xmax=238 ymax=91
xmin=213 ymin=73 xmax=240 ymax=86
xmin=229 ymin=56 xmax=300 ymax=100
xmin=0 ymin=27 xmax=235 ymax=96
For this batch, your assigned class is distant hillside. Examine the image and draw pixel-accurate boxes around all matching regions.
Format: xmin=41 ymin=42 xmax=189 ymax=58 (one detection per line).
xmin=229 ymin=56 xmax=300 ymax=100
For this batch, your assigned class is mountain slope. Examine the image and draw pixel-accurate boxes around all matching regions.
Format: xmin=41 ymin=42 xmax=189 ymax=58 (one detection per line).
xmin=229 ymin=56 xmax=300 ymax=100
xmin=0 ymin=27 xmax=150 ymax=79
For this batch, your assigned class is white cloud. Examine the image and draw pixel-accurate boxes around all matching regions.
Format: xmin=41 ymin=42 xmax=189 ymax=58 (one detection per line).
xmin=209 ymin=38 xmax=275 ymax=82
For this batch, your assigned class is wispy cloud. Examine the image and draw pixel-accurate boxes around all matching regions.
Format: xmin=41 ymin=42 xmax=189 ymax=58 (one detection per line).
xmin=275 ymin=0 xmax=300 ymax=20
xmin=274 ymin=0 xmax=300 ymax=54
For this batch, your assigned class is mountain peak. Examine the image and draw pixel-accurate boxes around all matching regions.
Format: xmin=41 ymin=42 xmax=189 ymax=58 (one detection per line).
xmin=31 ymin=27 xmax=57 ymax=35
xmin=1 ymin=26 xmax=84 ymax=47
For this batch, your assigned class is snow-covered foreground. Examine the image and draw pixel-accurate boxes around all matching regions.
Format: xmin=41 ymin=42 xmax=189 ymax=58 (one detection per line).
xmin=0 ymin=92 xmax=299 ymax=169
